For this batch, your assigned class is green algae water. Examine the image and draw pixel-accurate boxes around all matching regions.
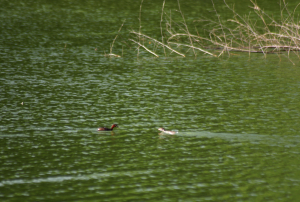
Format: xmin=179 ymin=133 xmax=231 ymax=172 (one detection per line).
xmin=1 ymin=0 xmax=300 ymax=201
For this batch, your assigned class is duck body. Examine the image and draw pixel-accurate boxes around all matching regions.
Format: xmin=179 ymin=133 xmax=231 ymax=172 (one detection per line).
xmin=158 ymin=127 xmax=177 ymax=135
xmin=98 ymin=124 xmax=118 ymax=131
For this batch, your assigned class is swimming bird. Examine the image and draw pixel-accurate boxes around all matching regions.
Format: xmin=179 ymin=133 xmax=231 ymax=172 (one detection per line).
xmin=158 ymin=127 xmax=177 ymax=135
xmin=98 ymin=124 xmax=118 ymax=131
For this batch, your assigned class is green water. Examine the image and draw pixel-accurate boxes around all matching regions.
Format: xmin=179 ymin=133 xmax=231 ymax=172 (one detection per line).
xmin=1 ymin=0 xmax=300 ymax=201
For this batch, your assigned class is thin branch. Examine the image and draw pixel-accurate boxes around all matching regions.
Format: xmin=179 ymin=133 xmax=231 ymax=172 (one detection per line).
xmin=168 ymin=42 xmax=216 ymax=56
xmin=160 ymin=0 xmax=166 ymax=56
xmin=131 ymin=31 xmax=186 ymax=57
xmin=129 ymin=39 xmax=159 ymax=57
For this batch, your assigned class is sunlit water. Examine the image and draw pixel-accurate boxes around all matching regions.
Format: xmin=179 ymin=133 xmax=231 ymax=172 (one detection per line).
xmin=1 ymin=0 xmax=300 ymax=201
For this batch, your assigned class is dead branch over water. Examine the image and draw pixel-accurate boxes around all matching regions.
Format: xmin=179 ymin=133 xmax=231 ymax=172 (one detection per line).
xmin=118 ymin=0 xmax=300 ymax=60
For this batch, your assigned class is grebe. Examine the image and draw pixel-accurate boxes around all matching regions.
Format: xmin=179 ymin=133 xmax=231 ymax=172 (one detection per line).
xmin=98 ymin=124 xmax=118 ymax=131
xmin=158 ymin=127 xmax=177 ymax=135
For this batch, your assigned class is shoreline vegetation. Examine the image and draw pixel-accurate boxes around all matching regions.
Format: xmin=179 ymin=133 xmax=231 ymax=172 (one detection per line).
xmin=108 ymin=0 xmax=300 ymax=64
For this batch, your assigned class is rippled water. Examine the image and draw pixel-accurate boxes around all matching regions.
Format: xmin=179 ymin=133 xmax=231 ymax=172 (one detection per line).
xmin=1 ymin=0 xmax=300 ymax=201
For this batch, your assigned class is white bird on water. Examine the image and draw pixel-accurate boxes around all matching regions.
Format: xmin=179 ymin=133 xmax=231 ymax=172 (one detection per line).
xmin=158 ymin=128 xmax=178 ymax=135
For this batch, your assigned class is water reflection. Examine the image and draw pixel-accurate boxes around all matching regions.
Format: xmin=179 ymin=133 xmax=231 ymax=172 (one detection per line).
xmin=97 ymin=131 xmax=116 ymax=136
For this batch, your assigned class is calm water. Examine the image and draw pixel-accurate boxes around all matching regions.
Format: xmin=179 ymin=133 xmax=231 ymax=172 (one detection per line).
xmin=1 ymin=0 xmax=300 ymax=201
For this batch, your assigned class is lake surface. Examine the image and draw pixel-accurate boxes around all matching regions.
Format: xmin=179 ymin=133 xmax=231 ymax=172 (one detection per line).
xmin=1 ymin=0 xmax=300 ymax=201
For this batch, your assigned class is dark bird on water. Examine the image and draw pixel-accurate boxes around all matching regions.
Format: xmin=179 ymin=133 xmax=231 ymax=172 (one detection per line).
xmin=98 ymin=124 xmax=118 ymax=131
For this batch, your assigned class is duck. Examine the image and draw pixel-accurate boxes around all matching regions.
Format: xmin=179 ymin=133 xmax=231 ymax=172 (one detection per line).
xmin=158 ymin=127 xmax=177 ymax=135
xmin=98 ymin=124 xmax=118 ymax=131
